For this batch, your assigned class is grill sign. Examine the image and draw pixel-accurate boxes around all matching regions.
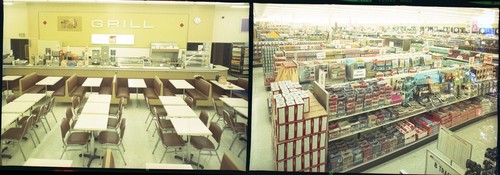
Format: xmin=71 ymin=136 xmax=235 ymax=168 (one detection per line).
xmin=91 ymin=20 xmax=154 ymax=29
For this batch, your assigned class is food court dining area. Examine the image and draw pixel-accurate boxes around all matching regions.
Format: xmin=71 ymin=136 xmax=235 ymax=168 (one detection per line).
xmin=1 ymin=72 xmax=249 ymax=170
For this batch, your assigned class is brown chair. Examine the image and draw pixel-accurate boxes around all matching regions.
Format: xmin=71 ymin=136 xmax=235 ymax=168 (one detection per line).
xmin=145 ymin=97 xmax=167 ymax=131
xmin=102 ymin=149 xmax=115 ymax=168
xmin=109 ymin=97 xmax=124 ymax=117
xmin=1 ymin=116 xmax=37 ymax=160
xmin=5 ymin=95 xmax=17 ymax=104
xmin=46 ymin=96 xmax=58 ymax=122
xmin=65 ymin=107 xmax=77 ymax=129
xmin=223 ymin=110 xmax=247 ymax=151
xmin=99 ymin=118 xmax=127 ymax=165
xmin=199 ymin=110 xmax=209 ymax=126
xmin=71 ymin=96 xmax=83 ymax=118
xmin=107 ymin=109 xmax=123 ymax=132
xmin=151 ymin=107 xmax=175 ymax=137
xmin=152 ymin=122 xmax=185 ymax=163
xmin=220 ymin=152 xmax=244 ymax=170
xmin=190 ymin=122 xmax=223 ymax=167
xmin=39 ymin=102 xmax=52 ymax=131
xmin=211 ymin=98 xmax=223 ymax=122
xmin=184 ymin=96 xmax=194 ymax=109
xmin=60 ymin=117 xmax=90 ymax=166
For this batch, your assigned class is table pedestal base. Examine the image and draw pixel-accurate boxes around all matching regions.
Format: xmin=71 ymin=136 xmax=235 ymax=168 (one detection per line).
xmin=174 ymin=154 xmax=204 ymax=169
xmin=79 ymin=148 xmax=103 ymax=168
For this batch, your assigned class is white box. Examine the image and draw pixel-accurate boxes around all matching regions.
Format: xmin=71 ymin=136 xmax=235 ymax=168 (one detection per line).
xmin=278 ymin=143 xmax=285 ymax=160
xmin=301 ymin=93 xmax=310 ymax=112
xmin=276 ymin=102 xmax=286 ymax=125
xmin=312 ymin=151 xmax=318 ymax=165
xmin=321 ymin=116 xmax=327 ymax=132
xmin=279 ymin=125 xmax=286 ymax=141
xmin=287 ymin=158 xmax=293 ymax=172
xmin=295 ymin=156 xmax=302 ymax=171
xmin=312 ymin=135 xmax=318 ymax=150
xmin=287 ymin=124 xmax=294 ymax=141
xmin=287 ymin=100 xmax=296 ymax=123
xmin=305 ymin=120 xmax=312 ymax=135
xmin=295 ymin=98 xmax=304 ymax=121
xmin=287 ymin=141 xmax=294 ymax=159
xmin=297 ymin=122 xmax=303 ymax=138
xmin=304 ymin=153 xmax=310 ymax=168
xmin=313 ymin=118 xmax=320 ymax=133
xmin=320 ymin=132 xmax=326 ymax=148
xmin=304 ymin=137 xmax=310 ymax=152
xmin=296 ymin=139 xmax=302 ymax=155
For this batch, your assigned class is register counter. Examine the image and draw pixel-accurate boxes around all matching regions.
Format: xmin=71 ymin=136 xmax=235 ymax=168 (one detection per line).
xmin=3 ymin=65 xmax=228 ymax=79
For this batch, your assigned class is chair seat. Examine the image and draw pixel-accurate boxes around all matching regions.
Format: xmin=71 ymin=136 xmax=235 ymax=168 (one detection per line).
xmin=161 ymin=133 xmax=185 ymax=147
xmin=99 ymin=86 xmax=112 ymax=95
xmin=17 ymin=116 xmax=30 ymax=125
xmin=234 ymin=123 xmax=246 ymax=133
xmin=76 ymin=107 xmax=83 ymax=114
xmin=144 ymin=88 xmax=159 ymax=99
xmin=98 ymin=131 xmax=120 ymax=144
xmin=190 ymin=136 xmax=215 ymax=150
xmin=159 ymin=119 xmax=174 ymax=129
xmin=186 ymin=89 xmax=207 ymax=100
xmin=71 ymin=87 xmax=87 ymax=98
xmin=152 ymin=106 xmax=167 ymax=116
xmin=107 ymin=118 xmax=119 ymax=128
xmin=117 ymin=87 xmax=129 ymax=98
xmin=52 ymin=86 xmax=66 ymax=97
xmin=109 ymin=107 xmax=119 ymax=116
xmin=1 ymin=128 xmax=24 ymax=140
xmin=66 ymin=132 xmax=90 ymax=145
xmin=163 ymin=88 xmax=176 ymax=96
xmin=25 ymin=85 xmax=45 ymax=93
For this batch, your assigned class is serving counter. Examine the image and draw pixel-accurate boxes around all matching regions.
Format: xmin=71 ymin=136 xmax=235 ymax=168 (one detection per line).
xmin=3 ymin=65 xmax=228 ymax=79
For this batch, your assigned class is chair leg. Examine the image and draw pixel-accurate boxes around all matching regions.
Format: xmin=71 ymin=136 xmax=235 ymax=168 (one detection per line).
xmin=152 ymin=138 xmax=160 ymax=154
xmin=146 ymin=118 xmax=154 ymax=131
xmin=18 ymin=141 xmax=27 ymax=161
xmin=44 ymin=118 xmax=52 ymax=130
xmin=60 ymin=146 xmax=67 ymax=159
xmin=238 ymin=147 xmax=245 ymax=157
xmin=151 ymin=127 xmax=157 ymax=137
xmin=51 ymin=110 xmax=57 ymax=123
xmin=160 ymin=149 xmax=167 ymax=163
xmin=229 ymin=135 xmax=238 ymax=150
xmin=198 ymin=150 xmax=202 ymax=170
xmin=117 ymin=148 xmax=127 ymax=165
xmin=39 ymin=121 xmax=48 ymax=133
xmin=28 ymin=134 xmax=37 ymax=148
xmin=32 ymin=129 xmax=41 ymax=144
xmin=121 ymin=143 xmax=125 ymax=152
xmin=145 ymin=113 xmax=151 ymax=124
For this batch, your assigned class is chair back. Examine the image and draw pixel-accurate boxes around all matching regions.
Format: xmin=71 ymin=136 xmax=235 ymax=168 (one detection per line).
xmin=154 ymin=107 xmax=163 ymax=128
xmin=209 ymin=122 xmax=223 ymax=143
xmin=22 ymin=115 xmax=35 ymax=136
xmin=155 ymin=122 xmax=164 ymax=143
xmin=211 ymin=98 xmax=218 ymax=112
xmin=6 ymin=95 xmax=17 ymax=104
xmin=60 ymin=117 xmax=71 ymax=142
xmin=223 ymin=110 xmax=236 ymax=131
xmin=65 ymin=107 xmax=73 ymax=121
xmin=199 ymin=110 xmax=209 ymax=126
xmin=47 ymin=96 xmax=55 ymax=111
xmin=145 ymin=97 xmax=151 ymax=111
xmin=220 ymin=152 xmax=241 ymax=170
xmin=71 ymin=96 xmax=80 ymax=109
xmin=102 ymin=149 xmax=115 ymax=168
xmin=184 ymin=96 xmax=194 ymax=108
xmin=119 ymin=118 xmax=126 ymax=140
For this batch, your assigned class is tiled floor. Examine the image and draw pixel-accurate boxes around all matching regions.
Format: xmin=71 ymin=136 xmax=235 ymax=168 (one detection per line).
xmin=250 ymin=67 xmax=498 ymax=173
xmin=1 ymin=92 xmax=247 ymax=170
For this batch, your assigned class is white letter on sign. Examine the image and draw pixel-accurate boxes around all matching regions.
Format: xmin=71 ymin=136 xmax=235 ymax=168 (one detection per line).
xmin=130 ymin=20 xmax=140 ymax=29
xmin=92 ymin=20 xmax=103 ymax=28
xmin=108 ymin=20 xmax=119 ymax=27
xmin=144 ymin=20 xmax=154 ymax=29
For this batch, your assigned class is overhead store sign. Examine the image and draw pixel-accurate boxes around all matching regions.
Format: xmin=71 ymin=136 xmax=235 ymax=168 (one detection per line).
xmin=91 ymin=20 xmax=154 ymax=29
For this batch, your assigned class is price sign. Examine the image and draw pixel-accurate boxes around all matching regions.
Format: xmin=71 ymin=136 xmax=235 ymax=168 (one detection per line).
xmin=317 ymin=52 xmax=326 ymax=59
xmin=352 ymin=69 xmax=366 ymax=79
xmin=484 ymin=56 xmax=493 ymax=64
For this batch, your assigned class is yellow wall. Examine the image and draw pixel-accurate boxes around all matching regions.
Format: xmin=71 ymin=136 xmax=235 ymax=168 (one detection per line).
xmin=21 ymin=3 xmax=216 ymax=56
xmin=211 ymin=6 xmax=249 ymax=43
xmin=3 ymin=3 xmax=29 ymax=52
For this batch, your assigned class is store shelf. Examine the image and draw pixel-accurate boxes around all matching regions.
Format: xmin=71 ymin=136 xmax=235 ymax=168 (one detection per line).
xmin=329 ymin=103 xmax=401 ymax=122
xmin=329 ymin=94 xmax=479 ymax=142
xmin=340 ymin=109 xmax=498 ymax=173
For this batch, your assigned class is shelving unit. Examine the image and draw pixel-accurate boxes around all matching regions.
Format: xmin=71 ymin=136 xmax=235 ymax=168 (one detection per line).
xmin=150 ymin=42 xmax=182 ymax=66
xmin=230 ymin=45 xmax=249 ymax=77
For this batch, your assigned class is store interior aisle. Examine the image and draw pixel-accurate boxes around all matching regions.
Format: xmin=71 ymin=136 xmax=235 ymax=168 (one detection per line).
xmin=364 ymin=115 xmax=498 ymax=174
xmin=250 ymin=67 xmax=275 ymax=171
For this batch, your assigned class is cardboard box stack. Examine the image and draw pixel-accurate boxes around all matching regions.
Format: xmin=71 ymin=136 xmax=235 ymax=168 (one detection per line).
xmin=270 ymin=81 xmax=328 ymax=172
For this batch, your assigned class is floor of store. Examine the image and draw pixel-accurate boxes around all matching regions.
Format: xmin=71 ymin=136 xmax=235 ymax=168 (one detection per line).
xmin=1 ymin=78 xmax=247 ymax=170
xmin=250 ymin=67 xmax=498 ymax=173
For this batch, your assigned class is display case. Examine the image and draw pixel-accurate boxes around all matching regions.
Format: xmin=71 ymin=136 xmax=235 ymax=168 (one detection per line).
xmin=150 ymin=42 xmax=182 ymax=66
xmin=184 ymin=51 xmax=210 ymax=68
xmin=230 ymin=45 xmax=249 ymax=77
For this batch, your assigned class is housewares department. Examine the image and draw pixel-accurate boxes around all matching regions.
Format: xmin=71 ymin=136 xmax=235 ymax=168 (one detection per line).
xmin=250 ymin=3 xmax=498 ymax=174
xmin=2 ymin=0 xmax=250 ymax=171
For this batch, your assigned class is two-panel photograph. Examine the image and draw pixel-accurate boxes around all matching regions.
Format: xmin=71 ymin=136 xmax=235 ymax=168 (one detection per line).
xmin=1 ymin=0 xmax=498 ymax=174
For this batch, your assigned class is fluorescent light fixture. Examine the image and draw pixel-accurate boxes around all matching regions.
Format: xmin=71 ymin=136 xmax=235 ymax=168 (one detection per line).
xmin=231 ymin=5 xmax=249 ymax=8
xmin=3 ymin=1 xmax=13 ymax=5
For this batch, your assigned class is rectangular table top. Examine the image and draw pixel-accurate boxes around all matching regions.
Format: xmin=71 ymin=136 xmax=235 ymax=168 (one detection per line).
xmin=36 ymin=76 xmax=63 ymax=86
xmin=73 ymin=114 xmax=109 ymax=131
xmin=3 ymin=75 xmax=22 ymax=81
xmin=82 ymin=78 xmax=103 ymax=87
xmin=220 ymin=97 xmax=248 ymax=108
xmin=2 ymin=113 xmax=21 ymax=129
xmin=234 ymin=107 xmax=248 ymax=118
xmin=128 ymin=79 xmax=147 ymax=88
xmin=163 ymin=105 xmax=197 ymax=118
xmin=159 ymin=96 xmax=187 ymax=106
xmin=14 ymin=93 xmax=45 ymax=102
xmin=2 ymin=101 xmax=37 ymax=113
xmin=24 ymin=158 xmax=73 ymax=167
xmin=171 ymin=118 xmax=212 ymax=136
xmin=86 ymin=94 xmax=112 ymax=103
xmin=169 ymin=80 xmax=195 ymax=89
xmin=145 ymin=163 xmax=193 ymax=170
xmin=210 ymin=80 xmax=244 ymax=91
xmin=81 ymin=102 xmax=110 ymax=115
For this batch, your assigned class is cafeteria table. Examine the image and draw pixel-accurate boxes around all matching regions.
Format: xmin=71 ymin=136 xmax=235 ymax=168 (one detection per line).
xmin=82 ymin=78 xmax=103 ymax=94
xmin=210 ymin=80 xmax=244 ymax=97
xmin=35 ymin=76 xmax=63 ymax=101
xmin=159 ymin=96 xmax=187 ymax=106
xmin=169 ymin=80 xmax=195 ymax=98
xmin=13 ymin=93 xmax=45 ymax=103
xmin=145 ymin=163 xmax=193 ymax=170
xmin=3 ymin=75 xmax=22 ymax=97
xmin=219 ymin=97 xmax=248 ymax=108
xmin=80 ymin=102 xmax=110 ymax=115
xmin=163 ymin=106 xmax=197 ymax=118
xmin=24 ymin=158 xmax=73 ymax=167
xmin=234 ymin=107 xmax=248 ymax=119
xmin=86 ymin=94 xmax=112 ymax=103
xmin=72 ymin=114 xmax=108 ymax=168
xmin=128 ymin=79 xmax=147 ymax=107
xmin=1 ymin=113 xmax=23 ymax=159
xmin=171 ymin=118 xmax=212 ymax=169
